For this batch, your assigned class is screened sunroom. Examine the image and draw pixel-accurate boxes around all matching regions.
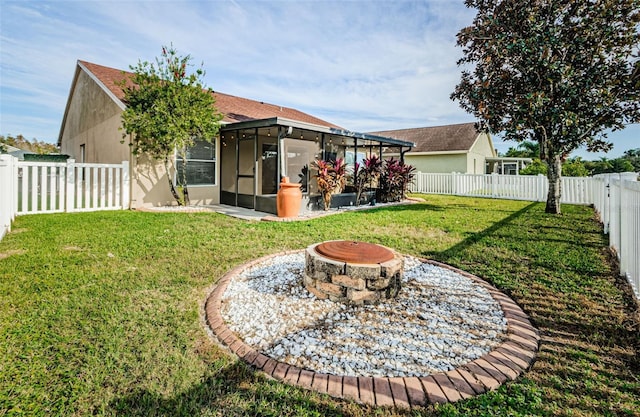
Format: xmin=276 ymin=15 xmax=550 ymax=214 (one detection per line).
xmin=219 ymin=117 xmax=414 ymax=215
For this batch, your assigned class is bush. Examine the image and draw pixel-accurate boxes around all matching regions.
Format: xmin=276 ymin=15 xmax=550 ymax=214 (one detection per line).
xmin=379 ymin=158 xmax=416 ymax=202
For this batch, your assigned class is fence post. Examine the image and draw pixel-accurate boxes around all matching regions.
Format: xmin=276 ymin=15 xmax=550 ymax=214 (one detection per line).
xmin=66 ymin=159 xmax=75 ymax=212
xmin=0 ymin=155 xmax=17 ymax=241
xmin=619 ymin=180 xmax=628 ymax=278
xmin=451 ymin=172 xmax=457 ymax=195
xmin=617 ymin=176 xmax=624 ymax=264
xmin=491 ymin=173 xmax=498 ymax=198
xmin=121 ymin=161 xmax=130 ymax=209
xmin=605 ymin=174 xmax=615 ymax=234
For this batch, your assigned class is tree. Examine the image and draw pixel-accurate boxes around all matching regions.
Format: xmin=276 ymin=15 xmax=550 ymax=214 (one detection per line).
xmin=451 ymin=0 xmax=640 ymax=213
xmin=561 ymin=157 xmax=589 ymax=177
xmin=120 ymin=45 xmax=222 ymax=206
xmin=504 ymin=140 xmax=540 ymax=158
xmin=520 ymin=159 xmax=547 ymax=175
xmin=584 ymin=156 xmax=636 ymax=175
xmin=584 ymin=157 xmax=614 ymax=175
xmin=0 ymin=134 xmax=59 ymax=154
xmin=622 ymin=148 xmax=640 ymax=172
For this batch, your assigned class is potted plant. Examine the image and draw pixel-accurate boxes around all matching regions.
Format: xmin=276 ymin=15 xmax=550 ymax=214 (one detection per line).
xmin=312 ymin=158 xmax=346 ymax=210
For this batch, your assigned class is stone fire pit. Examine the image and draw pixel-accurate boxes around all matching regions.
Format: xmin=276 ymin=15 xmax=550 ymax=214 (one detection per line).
xmin=304 ymin=240 xmax=404 ymax=304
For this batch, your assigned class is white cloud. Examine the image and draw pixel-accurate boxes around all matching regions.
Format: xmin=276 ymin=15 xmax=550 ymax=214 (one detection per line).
xmin=0 ymin=0 xmax=636 ymax=157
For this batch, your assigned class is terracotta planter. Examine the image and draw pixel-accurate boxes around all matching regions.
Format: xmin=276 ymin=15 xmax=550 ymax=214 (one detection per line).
xmin=276 ymin=177 xmax=302 ymax=218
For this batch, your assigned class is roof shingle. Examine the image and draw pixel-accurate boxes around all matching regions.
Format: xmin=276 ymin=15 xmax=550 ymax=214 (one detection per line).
xmin=370 ymin=123 xmax=481 ymax=153
xmin=78 ymin=60 xmax=342 ymax=129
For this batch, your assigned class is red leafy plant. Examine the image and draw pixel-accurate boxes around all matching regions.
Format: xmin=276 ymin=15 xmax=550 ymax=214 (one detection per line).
xmin=379 ymin=158 xmax=416 ymax=202
xmin=312 ymin=158 xmax=347 ymax=210
xmin=353 ymin=155 xmax=383 ymax=206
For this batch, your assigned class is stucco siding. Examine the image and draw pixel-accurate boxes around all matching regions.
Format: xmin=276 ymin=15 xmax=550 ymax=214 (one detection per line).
xmin=60 ymin=70 xmax=128 ymax=164
xmin=404 ymin=153 xmax=468 ymax=173
xmin=466 ymin=132 xmax=496 ymax=174
xmin=131 ymin=145 xmax=220 ymax=209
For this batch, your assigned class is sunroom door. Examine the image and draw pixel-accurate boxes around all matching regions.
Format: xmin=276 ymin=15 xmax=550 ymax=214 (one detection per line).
xmin=237 ymin=130 xmax=256 ymax=209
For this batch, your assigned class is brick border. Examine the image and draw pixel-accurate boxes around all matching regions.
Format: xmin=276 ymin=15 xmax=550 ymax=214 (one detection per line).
xmin=204 ymin=251 xmax=539 ymax=409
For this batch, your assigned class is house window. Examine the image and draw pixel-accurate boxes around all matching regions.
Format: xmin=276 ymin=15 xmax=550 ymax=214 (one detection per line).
xmin=176 ymin=139 xmax=216 ymax=186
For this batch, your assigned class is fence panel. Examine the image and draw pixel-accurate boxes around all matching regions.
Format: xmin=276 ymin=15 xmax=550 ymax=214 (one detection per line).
xmin=67 ymin=161 xmax=130 ymax=212
xmin=17 ymin=161 xmax=67 ymax=215
xmin=0 ymin=155 xmax=18 ymax=240
xmin=562 ymin=176 xmax=593 ymax=205
xmin=410 ymin=172 xmax=453 ymax=194
xmin=619 ymin=180 xmax=640 ymax=299
xmin=592 ymin=173 xmax=640 ymax=300
xmin=13 ymin=159 xmax=130 ymax=216
xmin=411 ymin=172 xmax=593 ymax=205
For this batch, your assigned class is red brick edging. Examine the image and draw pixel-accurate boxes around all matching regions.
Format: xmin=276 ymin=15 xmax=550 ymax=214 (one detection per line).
xmin=203 ymin=251 xmax=539 ymax=409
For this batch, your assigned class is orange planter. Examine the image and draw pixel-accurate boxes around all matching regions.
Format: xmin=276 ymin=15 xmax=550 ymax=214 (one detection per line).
xmin=276 ymin=177 xmax=302 ymax=218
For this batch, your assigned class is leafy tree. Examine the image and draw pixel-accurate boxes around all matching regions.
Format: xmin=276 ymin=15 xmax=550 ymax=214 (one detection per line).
xmin=584 ymin=156 xmax=636 ymax=175
xmin=610 ymin=157 xmax=635 ymax=173
xmin=622 ymin=148 xmax=640 ymax=171
xmin=451 ymin=0 xmax=640 ymax=213
xmin=504 ymin=140 xmax=540 ymax=158
xmin=120 ymin=45 xmax=222 ymax=206
xmin=584 ymin=158 xmax=614 ymax=175
xmin=0 ymin=134 xmax=59 ymax=154
xmin=562 ymin=157 xmax=589 ymax=177
xmin=520 ymin=159 xmax=547 ymax=176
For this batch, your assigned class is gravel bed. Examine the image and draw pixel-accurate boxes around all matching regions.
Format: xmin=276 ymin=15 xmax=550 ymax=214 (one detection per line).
xmin=220 ymin=252 xmax=507 ymax=377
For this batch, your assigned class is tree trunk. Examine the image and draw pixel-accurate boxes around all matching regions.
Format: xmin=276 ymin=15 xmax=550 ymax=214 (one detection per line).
xmin=180 ymin=157 xmax=190 ymax=206
xmin=545 ymin=154 xmax=562 ymax=214
xmin=164 ymin=157 xmax=184 ymax=206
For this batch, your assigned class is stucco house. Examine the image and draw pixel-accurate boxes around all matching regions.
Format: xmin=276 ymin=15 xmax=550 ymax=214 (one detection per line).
xmin=372 ymin=123 xmax=531 ymax=175
xmin=58 ymin=60 xmax=414 ymax=213
xmin=372 ymin=123 xmax=495 ymax=174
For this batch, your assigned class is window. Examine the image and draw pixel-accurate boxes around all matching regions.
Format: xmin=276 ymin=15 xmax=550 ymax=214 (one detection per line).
xmin=176 ymin=139 xmax=216 ymax=186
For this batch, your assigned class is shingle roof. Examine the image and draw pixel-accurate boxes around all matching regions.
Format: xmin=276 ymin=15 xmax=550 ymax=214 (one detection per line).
xmin=370 ymin=122 xmax=481 ymax=153
xmin=78 ymin=60 xmax=342 ymax=129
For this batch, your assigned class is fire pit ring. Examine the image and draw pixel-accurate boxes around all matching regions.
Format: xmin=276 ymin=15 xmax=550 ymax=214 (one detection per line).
xmin=315 ymin=240 xmax=395 ymax=264
xmin=304 ymin=240 xmax=404 ymax=304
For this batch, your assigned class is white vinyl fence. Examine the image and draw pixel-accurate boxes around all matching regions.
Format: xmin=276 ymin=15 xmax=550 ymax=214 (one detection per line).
xmin=410 ymin=172 xmax=593 ymax=204
xmin=0 ymin=156 xmax=130 ymax=239
xmin=0 ymin=155 xmax=19 ymax=240
xmin=592 ymin=173 xmax=640 ymax=300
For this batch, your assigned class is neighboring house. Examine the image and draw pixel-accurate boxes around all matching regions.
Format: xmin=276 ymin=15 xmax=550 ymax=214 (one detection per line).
xmin=58 ymin=61 xmax=413 ymax=213
xmin=372 ymin=123 xmax=529 ymax=174
xmin=2 ymin=144 xmax=36 ymax=160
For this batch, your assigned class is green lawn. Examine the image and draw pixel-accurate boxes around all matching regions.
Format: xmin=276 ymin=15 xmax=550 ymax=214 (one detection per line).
xmin=0 ymin=195 xmax=638 ymax=417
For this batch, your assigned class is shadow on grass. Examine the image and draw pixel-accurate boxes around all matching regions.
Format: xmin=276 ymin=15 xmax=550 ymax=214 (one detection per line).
xmin=108 ymin=360 xmax=368 ymax=417
xmin=361 ymin=203 xmax=447 ymax=213
xmin=424 ymin=202 xmax=540 ymax=259
xmin=420 ymin=201 xmax=640 ymax=416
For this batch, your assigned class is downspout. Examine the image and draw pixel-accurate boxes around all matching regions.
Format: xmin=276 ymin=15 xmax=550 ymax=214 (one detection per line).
xmin=128 ymin=133 xmax=134 ymax=209
xmin=400 ymin=147 xmax=408 ymax=164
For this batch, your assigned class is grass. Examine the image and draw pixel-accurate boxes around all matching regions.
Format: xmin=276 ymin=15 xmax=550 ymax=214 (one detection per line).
xmin=0 ymin=194 xmax=638 ymax=416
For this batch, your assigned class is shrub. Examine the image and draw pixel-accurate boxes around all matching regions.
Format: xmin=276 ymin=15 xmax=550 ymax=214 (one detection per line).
xmin=312 ymin=158 xmax=346 ymax=210
xmin=353 ymin=155 xmax=383 ymax=206
xmin=379 ymin=158 xmax=416 ymax=202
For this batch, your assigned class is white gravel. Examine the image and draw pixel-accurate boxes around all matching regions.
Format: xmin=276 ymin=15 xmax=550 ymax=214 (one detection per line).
xmin=220 ymin=252 xmax=507 ymax=377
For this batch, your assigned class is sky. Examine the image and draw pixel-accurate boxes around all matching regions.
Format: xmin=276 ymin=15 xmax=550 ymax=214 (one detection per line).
xmin=0 ymin=0 xmax=638 ymax=159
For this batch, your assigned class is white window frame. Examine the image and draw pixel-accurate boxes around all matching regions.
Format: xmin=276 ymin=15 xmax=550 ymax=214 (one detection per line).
xmin=174 ymin=139 xmax=217 ymax=187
